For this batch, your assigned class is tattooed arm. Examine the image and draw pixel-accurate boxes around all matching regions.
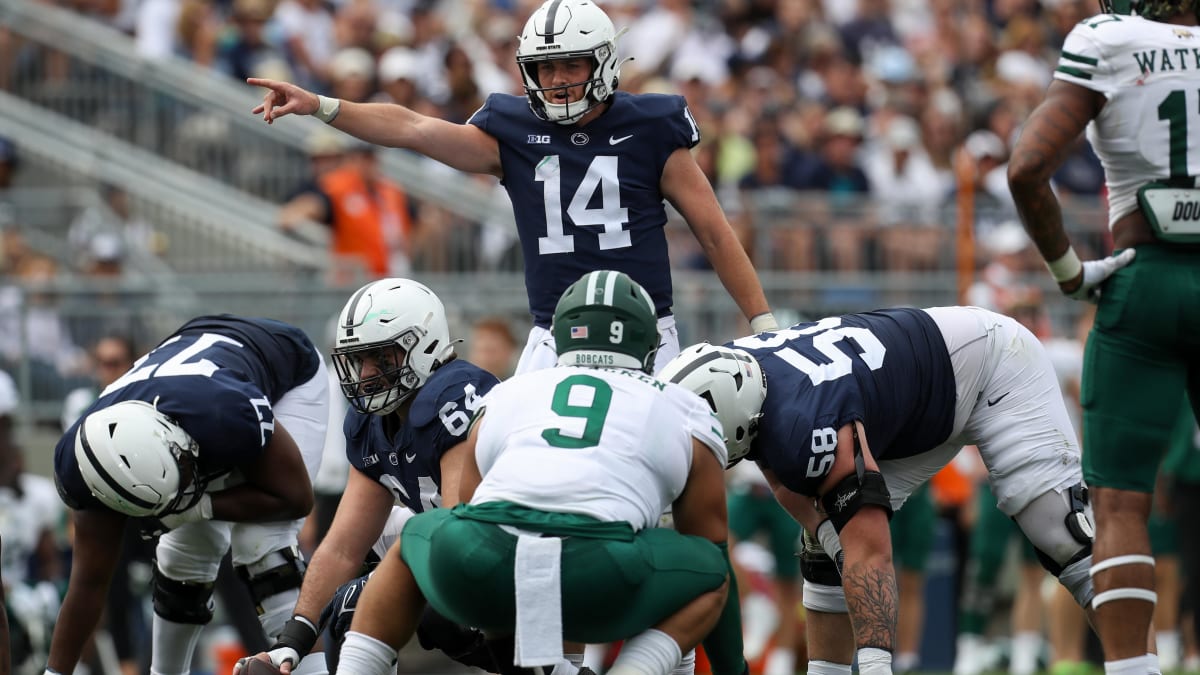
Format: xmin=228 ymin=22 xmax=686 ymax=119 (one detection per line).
xmin=817 ymin=422 xmax=897 ymax=653
xmin=1007 ymin=79 xmax=1106 ymax=295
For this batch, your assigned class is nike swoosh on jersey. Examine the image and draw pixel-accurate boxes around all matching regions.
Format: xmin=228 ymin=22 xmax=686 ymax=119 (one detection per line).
xmin=609 ymin=134 xmax=633 ymax=145
xmin=986 ymin=392 xmax=1011 ymax=407
xmin=405 ymin=453 xmax=417 ymax=463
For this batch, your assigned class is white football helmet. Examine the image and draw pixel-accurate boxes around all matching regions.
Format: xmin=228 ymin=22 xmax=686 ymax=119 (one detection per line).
xmin=332 ymin=278 xmax=454 ymax=415
xmin=74 ymin=399 xmax=201 ymax=517
xmin=515 ymin=0 xmax=628 ymax=124
xmin=660 ymin=343 xmax=767 ymax=467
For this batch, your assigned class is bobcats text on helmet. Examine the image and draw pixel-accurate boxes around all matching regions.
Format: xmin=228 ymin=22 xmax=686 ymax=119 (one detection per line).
xmin=552 ymin=270 xmax=659 ymax=373
xmin=333 ymin=278 xmax=454 ymax=415
xmin=660 ymin=343 xmax=767 ymax=467
xmin=75 ymin=399 xmax=202 ymax=517
xmin=515 ymin=0 xmax=631 ymax=124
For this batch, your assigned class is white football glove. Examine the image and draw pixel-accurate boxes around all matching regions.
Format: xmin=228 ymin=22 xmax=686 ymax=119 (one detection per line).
xmin=1062 ymin=249 xmax=1136 ymax=303
xmin=158 ymin=493 xmax=213 ymax=530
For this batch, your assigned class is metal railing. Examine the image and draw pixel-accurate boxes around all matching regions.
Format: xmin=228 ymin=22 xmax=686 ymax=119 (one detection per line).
xmin=0 ymin=0 xmax=510 ymax=226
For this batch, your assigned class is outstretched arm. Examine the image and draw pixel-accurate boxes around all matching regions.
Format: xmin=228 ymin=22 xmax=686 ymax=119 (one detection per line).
xmin=247 ymin=78 xmax=502 ymax=176
xmin=663 ymin=148 xmax=773 ymax=331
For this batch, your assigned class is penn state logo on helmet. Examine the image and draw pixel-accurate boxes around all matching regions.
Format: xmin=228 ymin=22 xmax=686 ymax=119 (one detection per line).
xmin=74 ymin=399 xmax=202 ymax=517
xmin=660 ymin=343 xmax=767 ymax=467
xmin=515 ymin=0 xmax=632 ymax=124
xmin=552 ymin=270 xmax=659 ymax=372
xmin=333 ymin=278 xmax=455 ymax=415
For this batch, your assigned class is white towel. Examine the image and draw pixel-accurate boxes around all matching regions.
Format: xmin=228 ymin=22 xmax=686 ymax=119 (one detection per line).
xmin=513 ymin=533 xmax=564 ymax=668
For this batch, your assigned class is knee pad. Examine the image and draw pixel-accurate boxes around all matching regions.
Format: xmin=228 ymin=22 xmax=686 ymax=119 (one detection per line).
xmin=1016 ymin=486 xmax=1093 ymax=573
xmin=802 ymin=580 xmax=847 ymax=614
xmin=1057 ymin=552 xmax=1096 ymax=609
xmin=800 ymin=529 xmax=842 ymax=588
xmin=152 ymin=566 xmax=216 ymax=625
xmin=1090 ymin=555 xmax=1158 ymax=609
xmin=236 ymin=546 xmax=306 ymax=633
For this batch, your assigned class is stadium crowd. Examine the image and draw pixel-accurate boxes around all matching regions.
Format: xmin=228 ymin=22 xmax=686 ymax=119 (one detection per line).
xmin=1 ymin=0 xmax=1198 ymax=674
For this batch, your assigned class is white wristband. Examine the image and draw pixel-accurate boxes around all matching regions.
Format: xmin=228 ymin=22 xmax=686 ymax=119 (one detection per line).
xmin=314 ymin=95 xmax=342 ymax=124
xmin=749 ymin=312 xmax=779 ymax=333
xmin=857 ymin=647 xmax=893 ymax=675
xmin=1046 ymin=247 xmax=1083 ymax=283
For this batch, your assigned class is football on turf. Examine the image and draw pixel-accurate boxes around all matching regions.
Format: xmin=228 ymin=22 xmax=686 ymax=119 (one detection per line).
xmin=240 ymin=658 xmax=282 ymax=675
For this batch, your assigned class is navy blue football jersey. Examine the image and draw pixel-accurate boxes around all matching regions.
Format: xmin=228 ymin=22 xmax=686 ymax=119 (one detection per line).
xmin=344 ymin=359 xmax=498 ymax=513
xmin=468 ymin=91 xmax=700 ymax=327
xmin=55 ymin=315 xmax=322 ymax=511
xmin=727 ymin=308 xmax=957 ymax=497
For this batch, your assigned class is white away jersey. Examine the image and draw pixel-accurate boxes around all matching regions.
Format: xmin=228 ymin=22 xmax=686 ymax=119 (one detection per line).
xmin=0 ymin=474 xmax=63 ymax=587
xmin=470 ymin=366 xmax=726 ymax=530
xmin=1056 ymin=14 xmax=1200 ymax=225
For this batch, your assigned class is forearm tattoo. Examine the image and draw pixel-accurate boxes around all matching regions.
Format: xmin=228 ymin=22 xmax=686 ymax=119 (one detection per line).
xmin=843 ymin=559 xmax=898 ymax=651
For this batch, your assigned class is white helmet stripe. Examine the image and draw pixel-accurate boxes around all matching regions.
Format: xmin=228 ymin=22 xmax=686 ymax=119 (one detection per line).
xmin=603 ymin=270 xmax=617 ymax=305
xmin=78 ymin=423 xmax=159 ymax=510
xmin=637 ymin=285 xmax=654 ymax=314
xmin=585 ymin=270 xmax=602 ymax=304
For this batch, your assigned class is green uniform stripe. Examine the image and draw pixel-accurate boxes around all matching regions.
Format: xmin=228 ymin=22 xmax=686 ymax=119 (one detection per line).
xmin=1060 ymin=50 xmax=1098 ymax=66
xmin=1056 ymin=65 xmax=1093 ymax=80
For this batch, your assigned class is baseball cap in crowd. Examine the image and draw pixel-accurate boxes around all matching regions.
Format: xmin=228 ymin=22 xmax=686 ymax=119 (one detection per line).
xmin=379 ymin=47 xmax=419 ymax=83
xmin=964 ymin=129 xmax=1008 ymax=162
xmin=885 ymin=116 xmax=921 ymax=151
xmin=330 ymin=48 xmax=376 ymax=82
xmin=824 ymin=107 xmax=866 ymax=139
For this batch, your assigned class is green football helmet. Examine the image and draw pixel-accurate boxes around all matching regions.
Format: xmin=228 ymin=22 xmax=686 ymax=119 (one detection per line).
xmin=1099 ymin=0 xmax=1194 ymax=19
xmin=552 ymin=270 xmax=659 ymax=372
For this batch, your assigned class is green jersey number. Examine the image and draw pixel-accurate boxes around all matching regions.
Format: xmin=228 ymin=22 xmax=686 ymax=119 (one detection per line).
xmin=1157 ymin=90 xmax=1197 ymax=179
xmin=540 ymin=375 xmax=612 ymax=449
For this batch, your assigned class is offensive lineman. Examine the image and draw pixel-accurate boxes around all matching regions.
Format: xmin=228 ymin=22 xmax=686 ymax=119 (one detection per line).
xmin=46 ymin=315 xmax=329 ymax=675
xmin=662 ymin=306 xmax=1099 ymax=675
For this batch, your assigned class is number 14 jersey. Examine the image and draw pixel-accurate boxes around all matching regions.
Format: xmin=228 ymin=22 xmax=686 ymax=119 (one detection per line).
xmin=469 ymin=91 xmax=700 ymax=327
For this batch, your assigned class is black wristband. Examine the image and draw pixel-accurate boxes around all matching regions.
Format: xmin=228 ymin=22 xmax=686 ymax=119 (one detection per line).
xmin=272 ymin=616 xmax=319 ymax=657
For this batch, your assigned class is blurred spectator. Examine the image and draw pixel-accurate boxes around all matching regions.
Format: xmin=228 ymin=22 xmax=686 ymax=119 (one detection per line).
xmin=965 ymin=220 xmax=1034 ymax=312
xmin=328 ymin=46 xmax=376 ymax=103
xmin=274 ymin=0 xmax=337 ymax=90
xmin=333 ymin=0 xmax=380 ymax=55
xmin=441 ymin=42 xmax=484 ymax=124
xmin=60 ymin=334 xmax=137 ymax=432
xmin=215 ymin=0 xmax=287 ymax=82
xmin=279 ymin=143 xmax=414 ymax=279
xmin=839 ymin=0 xmax=900 ymax=65
xmin=174 ymin=0 xmax=219 ymax=65
xmin=948 ymin=128 xmax=1016 ymax=236
xmin=0 ymin=256 xmax=87 ymax=402
xmin=467 ymin=316 xmax=518 ymax=379
xmin=0 ymin=369 xmax=67 ymax=673
xmin=864 ymin=114 xmax=948 ymax=271
xmin=801 ymin=106 xmax=872 ymax=271
xmin=67 ymin=184 xmax=165 ymax=269
xmin=378 ymin=46 xmax=421 ymax=107
xmin=0 ymin=138 xmax=16 ymax=191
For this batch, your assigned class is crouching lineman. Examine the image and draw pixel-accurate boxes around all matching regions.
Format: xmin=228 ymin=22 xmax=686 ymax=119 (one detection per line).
xmin=235 ymin=278 xmax=516 ymax=675
xmin=46 ymin=315 xmax=328 ymax=675
xmin=662 ymin=306 xmax=1098 ymax=675
xmin=280 ymin=271 xmax=748 ymax=675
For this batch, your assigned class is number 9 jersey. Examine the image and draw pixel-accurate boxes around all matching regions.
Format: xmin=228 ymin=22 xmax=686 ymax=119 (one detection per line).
xmin=729 ymin=308 xmax=957 ymax=497
xmin=469 ymin=365 xmax=726 ymax=530
xmin=1055 ymin=13 xmax=1200 ymax=227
